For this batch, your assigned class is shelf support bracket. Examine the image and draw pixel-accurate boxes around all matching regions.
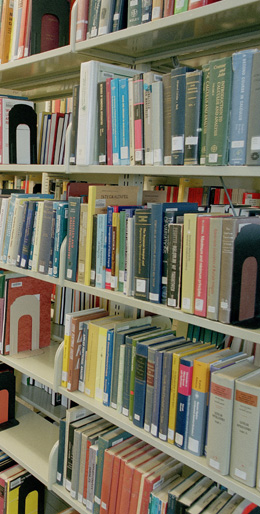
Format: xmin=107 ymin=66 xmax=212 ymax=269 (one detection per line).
xmin=219 ymin=176 xmax=237 ymax=217
xmin=172 ymin=56 xmax=180 ymax=69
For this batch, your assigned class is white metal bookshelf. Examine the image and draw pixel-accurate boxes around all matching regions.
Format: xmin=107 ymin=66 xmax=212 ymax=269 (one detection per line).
xmin=0 ymin=0 xmax=259 ymax=511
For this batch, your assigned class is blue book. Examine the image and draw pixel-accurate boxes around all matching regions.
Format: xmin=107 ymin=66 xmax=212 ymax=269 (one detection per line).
xmin=149 ymin=203 xmax=164 ymax=303
xmin=16 ymin=200 xmax=29 ymax=266
xmin=53 ymin=202 xmax=68 ymax=278
xmin=96 ymin=213 xmax=107 ymax=289
xmin=56 ymin=416 xmax=66 ymax=485
xmin=119 ymin=78 xmax=130 ymax=165
xmin=19 ymin=200 xmax=36 ymax=269
xmin=111 ymin=78 xmax=121 ymax=165
xmin=229 ymin=49 xmax=257 ymax=165
xmin=133 ymin=332 xmax=176 ymax=429
xmin=48 ymin=208 xmax=57 ymax=276
xmin=103 ymin=328 xmax=114 ymax=406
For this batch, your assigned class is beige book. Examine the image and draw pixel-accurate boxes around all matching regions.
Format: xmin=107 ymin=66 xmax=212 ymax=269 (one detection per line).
xmin=202 ymin=491 xmax=232 ymax=514
xmin=230 ymin=368 xmax=260 ymax=487
xmin=215 ymin=495 xmax=244 ymax=514
xmin=206 ymin=360 xmax=256 ymax=475
xmin=7 ymin=199 xmax=24 ymax=265
xmin=152 ymin=0 xmax=163 ymax=20
xmin=143 ymin=71 xmax=162 ymax=165
xmin=95 ymin=316 xmax=123 ymax=402
xmin=84 ymin=316 xmax=112 ymax=398
xmin=206 ymin=216 xmax=223 ymax=320
xmin=181 ymin=213 xmax=198 ymax=314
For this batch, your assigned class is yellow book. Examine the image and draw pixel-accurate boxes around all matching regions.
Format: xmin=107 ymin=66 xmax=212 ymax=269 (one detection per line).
xmin=84 ymin=185 xmax=140 ymax=286
xmin=0 ymin=0 xmax=14 ymax=64
xmin=181 ymin=213 xmax=198 ymax=314
xmin=6 ymin=469 xmax=43 ymax=514
xmin=85 ymin=316 xmax=112 ymax=398
xmin=177 ymin=178 xmax=203 ymax=203
xmin=151 ymin=0 xmax=163 ymax=20
xmin=168 ymin=343 xmax=214 ymax=444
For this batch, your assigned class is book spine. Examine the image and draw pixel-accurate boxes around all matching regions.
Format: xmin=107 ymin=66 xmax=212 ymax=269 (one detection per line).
xmin=143 ymin=72 xmax=154 ymax=165
xmin=150 ymin=351 xmax=164 ymax=437
xmin=20 ymin=201 xmax=36 ymax=269
xmin=161 ymin=210 xmax=175 ymax=305
xmin=134 ymin=209 xmax=151 ymax=300
xmin=152 ymin=80 xmax=164 ymax=166
xmin=162 ymin=73 xmax=172 ymax=164
xmin=128 ymin=77 xmax=135 ymax=165
xmin=205 ymin=56 xmax=232 ymax=165
xmin=194 ymin=217 xmax=210 ymax=317
xmin=144 ymin=347 xmax=155 ymax=432
xmin=112 ymin=0 xmax=127 ymax=31
xmin=48 ymin=207 xmax=57 ymax=276
xmin=106 ymin=77 xmax=113 ymax=165
xmin=174 ymin=0 xmax=189 ymax=13
xmin=116 ymin=343 xmax=125 ymax=413
xmin=200 ymin=64 xmax=210 ymax=164
xmin=206 ymin=217 xmax=223 ymax=320
xmin=184 ymin=70 xmax=203 ymax=165
xmin=149 ymin=204 xmax=163 ymax=303
xmin=111 ymin=77 xmax=120 ymax=165
xmin=229 ymin=50 xmax=256 ymax=165
xmin=187 ymin=361 xmax=210 ymax=456
xmin=105 ymin=205 xmax=113 ymax=289
xmin=118 ymin=210 xmax=126 ymax=292
xmin=90 ymin=214 xmax=98 ymax=287
xmin=164 ymin=0 xmax=175 ymax=16
xmin=96 ymin=213 xmax=107 ymax=289
xmin=142 ymin=0 xmax=152 ymax=22
xmin=16 ymin=200 xmax=29 ymax=266
xmin=66 ymin=197 xmax=80 ymax=282
xmin=181 ymin=213 xmax=197 ymax=314
xmin=152 ymin=0 xmax=164 ymax=20
xmin=78 ymin=322 xmax=88 ymax=393
xmin=76 ymin=0 xmax=90 ymax=42
xmin=171 ymin=72 xmax=187 ymax=165
xmin=218 ymin=218 xmax=236 ymax=324
xmin=158 ymin=352 xmax=173 ymax=441
xmin=98 ymin=81 xmax=107 ymax=164
xmin=133 ymin=74 xmax=145 ymax=165
xmin=86 ymin=444 xmax=98 ymax=511
xmin=56 ymin=418 xmax=66 ymax=485
xmin=175 ymin=360 xmax=193 ymax=449
xmin=77 ymin=203 xmax=88 ymax=284
xmin=127 ymin=0 xmax=142 ymax=26
xmin=133 ymin=345 xmax=148 ymax=428
xmin=246 ymin=52 xmax=260 ymax=165
xmin=28 ymin=201 xmax=39 ymax=269
xmin=119 ymin=77 xmax=130 ymax=165
xmin=88 ymin=0 xmax=102 ymax=38
xmin=111 ymin=210 xmax=119 ymax=291
xmin=167 ymin=224 xmax=183 ymax=309
xmin=103 ymin=328 xmax=114 ymax=406
xmin=98 ymin=0 xmax=116 ymax=35
xmin=122 ymin=337 xmax=132 ymax=416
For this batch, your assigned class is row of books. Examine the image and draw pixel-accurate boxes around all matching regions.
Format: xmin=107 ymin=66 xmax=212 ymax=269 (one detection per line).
xmin=0 ymin=455 xmax=45 ymax=514
xmin=56 ymin=405 xmax=255 ymax=514
xmin=0 ymin=0 xmax=71 ymax=64
xmin=37 ymin=110 xmax=72 ymax=165
xmin=75 ymin=0 xmax=222 ymax=42
xmin=73 ymin=49 xmax=260 ymax=167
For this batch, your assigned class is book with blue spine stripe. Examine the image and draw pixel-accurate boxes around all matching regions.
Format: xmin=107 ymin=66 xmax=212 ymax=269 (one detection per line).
xmin=111 ymin=77 xmax=120 ymax=165
xmin=119 ymin=77 xmax=130 ymax=165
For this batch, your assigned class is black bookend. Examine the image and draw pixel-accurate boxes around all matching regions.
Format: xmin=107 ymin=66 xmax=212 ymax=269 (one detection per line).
xmin=18 ymin=475 xmax=45 ymax=514
xmin=231 ymin=223 xmax=260 ymax=328
xmin=0 ymin=369 xmax=19 ymax=431
xmin=9 ymin=104 xmax=37 ymax=164
xmin=31 ymin=0 xmax=70 ymax=55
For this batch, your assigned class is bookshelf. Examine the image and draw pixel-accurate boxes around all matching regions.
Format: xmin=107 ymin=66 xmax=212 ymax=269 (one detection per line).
xmin=1 ymin=0 xmax=260 ymax=512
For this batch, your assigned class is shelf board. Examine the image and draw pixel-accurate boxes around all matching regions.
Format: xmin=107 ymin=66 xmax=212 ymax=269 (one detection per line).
xmin=0 ymin=341 xmax=60 ymax=389
xmin=59 ymin=387 xmax=260 ymax=506
xmin=0 ymin=409 xmax=58 ymax=486
xmin=0 ymin=262 xmax=62 ymax=286
xmin=68 ymin=164 xmax=260 ymax=178
xmin=0 ymin=165 xmax=66 ymax=174
xmin=63 ymin=280 xmax=260 ymax=344
xmin=52 ymin=485 xmax=92 ymax=514
xmin=17 ymin=383 xmax=66 ymax=423
xmin=76 ymin=0 xmax=260 ymax=66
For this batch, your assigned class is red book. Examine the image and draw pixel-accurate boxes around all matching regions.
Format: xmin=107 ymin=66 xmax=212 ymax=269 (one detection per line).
xmin=100 ymin=437 xmax=138 ymax=514
xmin=47 ymin=113 xmax=65 ymax=164
xmin=172 ymin=186 xmax=179 ymax=202
xmin=106 ymin=77 xmax=113 ymax=165
xmin=76 ymin=0 xmax=90 ymax=42
xmin=194 ymin=216 xmax=211 ymax=317
xmin=163 ymin=0 xmax=175 ymax=16
xmin=188 ymin=0 xmax=206 ymax=8
xmin=242 ymin=192 xmax=260 ymax=206
xmin=138 ymin=459 xmax=181 ymax=514
xmin=3 ymin=276 xmax=53 ymax=355
xmin=213 ymin=187 xmax=221 ymax=204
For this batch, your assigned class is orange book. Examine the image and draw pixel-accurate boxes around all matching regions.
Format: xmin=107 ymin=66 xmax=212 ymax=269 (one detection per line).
xmin=100 ymin=437 xmax=139 ymax=514
xmin=118 ymin=447 xmax=162 ymax=514
xmin=0 ymin=0 xmax=14 ymax=64
xmin=137 ymin=458 xmax=181 ymax=514
xmin=108 ymin=441 xmax=149 ymax=514
xmin=17 ymin=0 xmax=29 ymax=58
xmin=163 ymin=0 xmax=175 ymax=16
xmin=128 ymin=452 xmax=170 ymax=514
xmin=23 ymin=0 xmax=31 ymax=57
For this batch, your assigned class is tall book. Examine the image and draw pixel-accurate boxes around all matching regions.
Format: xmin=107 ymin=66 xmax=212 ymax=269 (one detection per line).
xmin=246 ymin=51 xmax=260 ymax=165
xmin=66 ymin=197 xmax=81 ymax=282
xmin=133 ymin=73 xmax=145 ymax=165
xmin=167 ymin=223 xmax=183 ymax=309
xmin=143 ymin=71 xmax=162 ymax=165
xmin=76 ymin=61 xmax=137 ymax=166
xmin=171 ymin=66 xmax=193 ymax=165
xmin=98 ymin=0 xmax=116 ymax=35
xmin=152 ymin=80 xmax=164 ymax=166
xmin=134 ymin=208 xmax=151 ymax=300
xmin=162 ymin=72 xmax=172 ymax=165
xmin=200 ymin=63 xmax=210 ymax=165
xmin=229 ymin=49 xmax=257 ymax=165
xmin=181 ymin=213 xmax=198 ymax=314
xmin=206 ymin=360 xmax=256 ymax=475
xmin=205 ymin=56 xmax=232 ymax=166
xmin=174 ymin=0 xmax=188 ymax=13
xmin=194 ymin=215 xmax=211 ymax=318
xmin=119 ymin=77 xmax=130 ymax=165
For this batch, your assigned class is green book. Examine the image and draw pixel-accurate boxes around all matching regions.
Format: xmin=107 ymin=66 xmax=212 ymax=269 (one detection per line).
xmin=200 ymin=64 xmax=210 ymax=165
xmin=174 ymin=0 xmax=189 ymax=14
xmin=127 ymin=0 xmax=142 ymax=27
xmin=205 ymin=56 xmax=232 ymax=166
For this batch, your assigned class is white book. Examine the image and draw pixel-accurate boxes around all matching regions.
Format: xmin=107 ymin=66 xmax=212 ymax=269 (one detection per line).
xmin=7 ymin=200 xmax=25 ymax=265
xmin=98 ymin=0 xmax=116 ymax=35
xmin=152 ymin=80 xmax=164 ymax=166
xmin=0 ymin=197 xmax=10 ymax=259
xmin=207 ymin=360 xmax=256 ymax=476
xmin=76 ymin=61 xmax=137 ymax=165
xmin=143 ymin=71 xmax=162 ymax=165
xmin=31 ymin=201 xmax=44 ymax=271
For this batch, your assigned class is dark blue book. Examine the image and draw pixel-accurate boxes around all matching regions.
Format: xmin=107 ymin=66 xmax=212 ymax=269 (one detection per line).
xmin=53 ymin=202 xmax=68 ymax=278
xmin=19 ymin=200 xmax=36 ymax=269
xmin=56 ymin=416 xmax=66 ymax=485
xmin=103 ymin=328 xmax=114 ymax=407
xmin=16 ymin=200 xmax=29 ymax=267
